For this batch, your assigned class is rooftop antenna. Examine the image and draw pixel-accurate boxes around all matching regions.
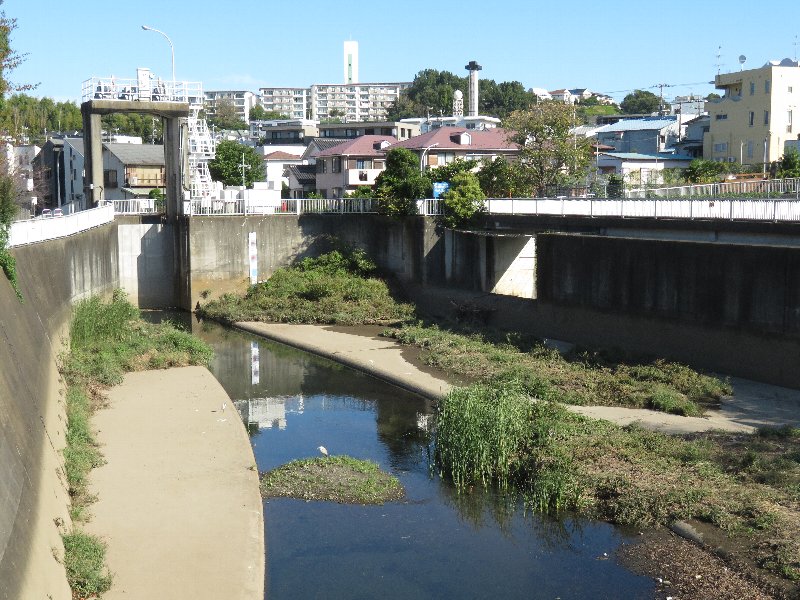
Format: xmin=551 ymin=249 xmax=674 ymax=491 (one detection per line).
xmin=716 ymin=45 xmax=723 ymax=75
xmin=794 ymin=35 xmax=798 ymax=62
xmin=739 ymin=55 xmax=747 ymax=71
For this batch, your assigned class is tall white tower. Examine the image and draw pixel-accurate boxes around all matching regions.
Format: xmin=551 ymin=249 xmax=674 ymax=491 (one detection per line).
xmin=465 ymin=60 xmax=482 ymax=117
xmin=344 ymin=41 xmax=359 ymax=84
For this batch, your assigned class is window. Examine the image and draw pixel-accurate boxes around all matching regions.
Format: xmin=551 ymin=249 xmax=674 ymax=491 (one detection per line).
xmin=764 ymin=110 xmax=770 ymax=126
xmin=750 ymin=81 xmax=755 ymax=95
xmin=713 ymin=142 xmax=728 ymax=152
xmin=765 ymin=80 xmax=771 ymax=94
xmin=103 ymin=169 xmax=118 ymax=188
xmin=715 ymin=113 xmax=728 ymax=120
xmin=331 ymin=157 xmax=341 ymax=173
xmin=749 ymin=111 xmax=755 ymax=127
xmin=356 ymin=159 xmax=366 ymax=169
xmin=789 ymin=87 xmax=794 ymax=93
xmin=747 ymin=141 xmax=754 ymax=159
xmin=789 ymin=110 xmax=794 ymax=133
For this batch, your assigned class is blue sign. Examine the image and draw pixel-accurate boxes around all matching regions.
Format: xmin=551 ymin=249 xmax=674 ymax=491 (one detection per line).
xmin=432 ymin=182 xmax=450 ymax=199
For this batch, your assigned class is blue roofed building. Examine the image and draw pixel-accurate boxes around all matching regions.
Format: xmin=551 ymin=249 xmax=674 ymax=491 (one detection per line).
xmin=596 ymin=151 xmax=694 ymax=186
xmin=595 ymin=116 xmax=681 ymax=155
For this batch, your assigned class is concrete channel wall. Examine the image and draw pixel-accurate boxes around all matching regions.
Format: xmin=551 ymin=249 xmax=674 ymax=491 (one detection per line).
xmin=0 ymin=223 xmax=118 ymax=600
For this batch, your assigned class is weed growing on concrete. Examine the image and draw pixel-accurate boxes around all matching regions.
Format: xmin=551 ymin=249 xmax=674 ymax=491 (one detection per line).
xmin=62 ymin=531 xmax=112 ymax=598
xmin=59 ymin=292 xmax=213 ymax=598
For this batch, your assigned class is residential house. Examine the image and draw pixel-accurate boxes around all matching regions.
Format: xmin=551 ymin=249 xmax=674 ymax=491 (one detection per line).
xmin=31 ymin=138 xmax=65 ymax=211
xmin=262 ymin=150 xmax=304 ymax=193
xmin=63 ymin=138 xmax=86 ymax=210
xmin=319 ymin=120 xmax=420 ymax=140
xmin=596 ymin=152 xmax=693 ymax=186
xmin=251 ymin=119 xmax=319 ymax=145
xmin=529 ymin=87 xmax=552 ymax=101
xmin=388 ymin=127 xmax=519 ymax=170
xmin=672 ymin=115 xmax=709 ymax=159
xmin=595 ymin=116 xmax=681 ymax=155
xmin=549 ymin=89 xmax=576 ymax=104
xmin=286 ymin=165 xmax=317 ymax=198
xmin=314 ymin=135 xmax=395 ymax=198
xmin=102 ymin=143 xmax=165 ymax=201
xmin=704 ymin=58 xmax=800 ymax=165
xmin=399 ymin=115 xmax=500 ymax=133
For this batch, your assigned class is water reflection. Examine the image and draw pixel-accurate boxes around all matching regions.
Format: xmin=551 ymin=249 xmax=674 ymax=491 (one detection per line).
xmin=163 ymin=315 xmax=654 ymax=599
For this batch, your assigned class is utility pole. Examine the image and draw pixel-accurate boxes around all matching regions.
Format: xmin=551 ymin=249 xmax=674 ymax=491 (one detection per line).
xmin=240 ymin=152 xmax=249 ymax=188
xmin=653 ymin=83 xmax=672 ymax=115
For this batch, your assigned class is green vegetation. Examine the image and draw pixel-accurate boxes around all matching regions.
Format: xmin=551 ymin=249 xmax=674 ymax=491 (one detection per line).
xmin=619 ymin=89 xmax=661 ymax=114
xmin=62 ymin=531 xmax=113 ymax=598
xmin=375 ymin=147 xmax=430 ymax=216
xmin=386 ymin=68 xmax=536 ymax=121
xmin=777 ymin=147 xmax=800 ymax=179
xmin=208 ymin=140 xmax=264 ymax=188
xmin=434 ymin=382 xmax=800 ymax=580
xmin=438 ymin=171 xmax=485 ymax=230
xmin=384 ymin=324 xmax=729 ymax=414
xmin=504 ymin=102 xmax=593 ymax=197
xmin=197 ymin=246 xmax=414 ymax=326
xmin=60 ymin=291 xmax=212 ymax=598
xmin=0 ymin=163 xmax=21 ymax=300
xmin=260 ymin=455 xmax=404 ymax=504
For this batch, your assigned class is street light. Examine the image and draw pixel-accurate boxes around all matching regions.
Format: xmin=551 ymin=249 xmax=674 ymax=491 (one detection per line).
xmin=420 ymin=142 xmax=439 ymax=173
xmin=141 ymin=25 xmax=175 ymax=99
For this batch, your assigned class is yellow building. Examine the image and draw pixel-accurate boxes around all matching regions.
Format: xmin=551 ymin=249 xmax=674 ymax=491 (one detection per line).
xmin=704 ymin=58 xmax=800 ymax=166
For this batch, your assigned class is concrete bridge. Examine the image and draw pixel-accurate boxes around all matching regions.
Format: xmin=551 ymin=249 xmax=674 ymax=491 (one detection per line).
xmin=2 ymin=209 xmax=800 ymax=598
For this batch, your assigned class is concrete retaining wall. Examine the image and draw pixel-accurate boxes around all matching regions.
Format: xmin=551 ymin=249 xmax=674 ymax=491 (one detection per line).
xmin=0 ymin=223 xmax=119 ymax=600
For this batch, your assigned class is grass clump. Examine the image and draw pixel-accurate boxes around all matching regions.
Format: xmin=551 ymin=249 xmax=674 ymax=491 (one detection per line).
xmin=197 ymin=246 xmax=414 ymax=326
xmin=62 ymin=531 xmax=113 ymax=598
xmin=434 ymin=380 xmax=800 ymax=583
xmin=385 ymin=324 xmax=729 ymax=414
xmin=260 ymin=455 xmax=404 ymax=504
xmin=63 ymin=386 xmax=103 ymax=521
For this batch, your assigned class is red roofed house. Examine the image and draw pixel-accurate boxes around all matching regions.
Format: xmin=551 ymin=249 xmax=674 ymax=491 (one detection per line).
xmin=387 ymin=127 xmax=520 ymax=171
xmin=314 ymin=135 xmax=395 ymax=198
xmin=262 ymin=149 xmax=304 ymax=193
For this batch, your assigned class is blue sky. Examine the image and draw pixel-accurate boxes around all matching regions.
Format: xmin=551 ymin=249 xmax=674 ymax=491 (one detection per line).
xmin=4 ymin=0 xmax=799 ymax=104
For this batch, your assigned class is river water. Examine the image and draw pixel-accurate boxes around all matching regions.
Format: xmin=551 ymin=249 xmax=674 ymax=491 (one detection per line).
xmin=184 ymin=317 xmax=654 ymax=599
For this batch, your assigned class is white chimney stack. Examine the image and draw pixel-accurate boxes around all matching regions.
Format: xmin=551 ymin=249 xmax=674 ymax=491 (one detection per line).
xmin=465 ymin=60 xmax=482 ymax=117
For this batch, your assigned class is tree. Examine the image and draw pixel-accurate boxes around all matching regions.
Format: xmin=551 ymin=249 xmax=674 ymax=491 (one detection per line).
xmin=426 ymin=158 xmax=478 ymax=185
xmin=439 ymin=171 xmax=485 ymax=230
xmin=776 ymin=148 xmax=800 ymax=179
xmin=374 ymin=148 xmax=430 ymax=216
xmin=477 ymin=156 xmax=530 ymax=197
xmin=683 ymin=159 xmax=727 ymax=183
xmin=0 ymin=5 xmax=35 ymax=99
xmin=209 ymin=98 xmax=246 ymax=130
xmin=345 ymin=185 xmax=375 ymax=199
xmin=249 ymin=105 xmax=288 ymax=122
xmin=208 ymin=140 xmax=264 ymax=187
xmin=503 ymin=101 xmax=593 ymax=196
xmin=619 ymin=89 xmax=660 ymax=114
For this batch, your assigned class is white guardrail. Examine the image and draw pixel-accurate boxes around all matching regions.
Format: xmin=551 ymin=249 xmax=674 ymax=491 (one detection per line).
xmin=8 ymin=204 xmax=115 ymax=247
xmin=627 ymin=177 xmax=800 ymax=199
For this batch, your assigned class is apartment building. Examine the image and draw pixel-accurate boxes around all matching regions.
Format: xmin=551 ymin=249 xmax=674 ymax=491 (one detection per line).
xmin=258 ymin=88 xmax=311 ymax=120
xmin=318 ymin=120 xmax=420 ymax=140
xmin=204 ymin=90 xmax=258 ymax=122
xmin=704 ymin=58 xmax=800 ymax=165
xmin=310 ymin=82 xmax=411 ymax=122
xmin=250 ymin=119 xmax=319 ymax=144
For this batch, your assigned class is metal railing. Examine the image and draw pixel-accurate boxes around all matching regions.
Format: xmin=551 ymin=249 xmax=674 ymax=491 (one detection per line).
xmin=113 ymin=199 xmax=158 ymax=215
xmin=182 ymin=197 xmax=382 ymax=216
xmin=8 ymin=204 xmax=115 ymax=247
xmin=626 ymin=178 xmax=800 ymax=199
xmin=81 ymin=77 xmax=204 ymax=106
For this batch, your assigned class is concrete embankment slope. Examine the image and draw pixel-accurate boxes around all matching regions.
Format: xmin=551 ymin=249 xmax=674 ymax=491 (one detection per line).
xmin=85 ymin=367 xmax=264 ymax=600
xmin=0 ymin=223 xmax=118 ymax=600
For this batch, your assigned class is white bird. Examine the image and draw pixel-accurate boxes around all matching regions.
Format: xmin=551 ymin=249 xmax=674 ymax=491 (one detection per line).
xmin=222 ymin=402 xmax=227 ymax=412
xmin=318 ymin=446 xmax=329 ymax=457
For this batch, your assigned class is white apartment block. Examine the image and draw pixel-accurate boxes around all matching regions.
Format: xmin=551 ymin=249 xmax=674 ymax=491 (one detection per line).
xmin=204 ymin=90 xmax=258 ymax=122
xmin=310 ymin=82 xmax=411 ymax=122
xmin=259 ymin=87 xmax=311 ymax=120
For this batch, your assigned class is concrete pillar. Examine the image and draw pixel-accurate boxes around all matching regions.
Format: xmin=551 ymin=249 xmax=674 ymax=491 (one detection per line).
xmin=80 ymin=107 xmax=103 ymax=207
xmin=162 ymin=116 xmax=186 ymax=221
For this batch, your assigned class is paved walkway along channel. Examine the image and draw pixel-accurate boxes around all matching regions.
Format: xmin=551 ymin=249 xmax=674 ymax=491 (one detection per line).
xmin=86 ymin=366 xmax=264 ymax=600
xmin=236 ymin=322 xmax=800 ymax=434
